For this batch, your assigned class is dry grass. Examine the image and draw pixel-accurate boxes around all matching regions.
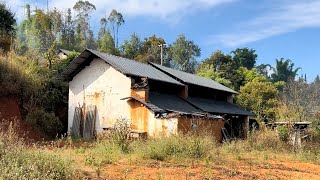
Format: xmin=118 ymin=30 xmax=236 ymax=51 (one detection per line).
xmin=0 ymin=120 xmax=74 ymax=179
xmin=1 ymin=116 xmax=320 ymax=179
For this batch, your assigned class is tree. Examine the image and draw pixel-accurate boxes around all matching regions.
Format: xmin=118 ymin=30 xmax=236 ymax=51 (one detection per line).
xmin=29 ymin=9 xmax=54 ymax=53
xmin=256 ymin=64 xmax=271 ymax=77
xmin=98 ymin=30 xmax=118 ymax=55
xmin=97 ymin=17 xmax=118 ymax=54
xmin=59 ymin=8 xmax=76 ymax=50
xmin=314 ymin=75 xmax=320 ymax=84
xmin=168 ymin=34 xmax=201 ymax=73
xmin=45 ymin=41 xmax=59 ymax=69
xmin=231 ymin=48 xmax=257 ymax=69
xmin=238 ymin=67 xmax=268 ymax=84
xmin=271 ymin=58 xmax=300 ymax=82
xmin=15 ymin=15 xmax=31 ymax=54
xmin=237 ymin=79 xmax=278 ymax=122
xmin=199 ymin=50 xmax=231 ymax=71
xmin=73 ymin=0 xmax=96 ymax=49
xmin=120 ymin=33 xmax=142 ymax=59
xmin=135 ymin=35 xmax=166 ymax=64
xmin=15 ymin=9 xmax=53 ymax=53
xmin=48 ymin=8 xmax=62 ymax=41
xmin=87 ymin=29 xmax=96 ymax=49
xmin=219 ymin=60 xmax=244 ymax=91
xmin=26 ymin=4 xmax=31 ymax=20
xmin=277 ymin=80 xmax=320 ymax=122
xmin=197 ymin=64 xmax=232 ymax=88
xmin=0 ymin=3 xmax=16 ymax=52
xmin=199 ymin=50 xmax=244 ymax=90
xmin=108 ymin=9 xmax=124 ymax=48
xmin=98 ymin=18 xmax=107 ymax=39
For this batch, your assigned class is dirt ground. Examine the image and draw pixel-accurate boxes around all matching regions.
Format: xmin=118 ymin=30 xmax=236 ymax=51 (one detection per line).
xmin=77 ymin=159 xmax=320 ymax=179
xmin=0 ymin=96 xmax=45 ymax=141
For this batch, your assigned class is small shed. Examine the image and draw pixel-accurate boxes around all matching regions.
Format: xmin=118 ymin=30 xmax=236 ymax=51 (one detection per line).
xmin=57 ymin=49 xmax=73 ymax=59
xmin=267 ymin=121 xmax=311 ymax=147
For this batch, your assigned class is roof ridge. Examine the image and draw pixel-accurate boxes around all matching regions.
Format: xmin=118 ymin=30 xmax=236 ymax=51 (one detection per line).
xmin=87 ymin=48 xmax=149 ymax=66
xmin=148 ymin=62 xmax=237 ymax=94
xmin=82 ymin=49 xmax=183 ymax=86
xmin=149 ymin=62 xmax=223 ymax=83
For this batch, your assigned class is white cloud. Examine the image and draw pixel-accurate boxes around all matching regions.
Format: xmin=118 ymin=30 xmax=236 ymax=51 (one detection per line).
xmin=6 ymin=0 xmax=236 ymax=24
xmin=209 ymin=0 xmax=320 ymax=47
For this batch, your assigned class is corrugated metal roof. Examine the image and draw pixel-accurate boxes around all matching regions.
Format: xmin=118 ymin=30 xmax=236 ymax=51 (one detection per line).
xmin=149 ymin=92 xmax=202 ymax=115
xmin=149 ymin=62 xmax=237 ymax=94
xmin=60 ymin=49 xmax=183 ymax=86
xmin=186 ymin=97 xmax=254 ymax=116
xmin=121 ymin=96 xmax=165 ymax=113
xmin=122 ymin=94 xmax=222 ymax=119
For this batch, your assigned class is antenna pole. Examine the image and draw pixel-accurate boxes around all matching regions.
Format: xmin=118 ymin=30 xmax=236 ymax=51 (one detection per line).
xmin=158 ymin=43 xmax=166 ymax=66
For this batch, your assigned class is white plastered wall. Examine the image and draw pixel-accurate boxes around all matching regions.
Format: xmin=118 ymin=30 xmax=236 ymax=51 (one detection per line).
xmin=147 ymin=109 xmax=178 ymax=137
xmin=68 ymin=58 xmax=132 ymax=133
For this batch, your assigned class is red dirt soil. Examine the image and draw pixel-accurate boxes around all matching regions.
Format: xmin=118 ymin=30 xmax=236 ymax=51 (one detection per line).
xmin=0 ymin=96 xmax=45 ymax=142
xmin=80 ymin=161 xmax=320 ymax=180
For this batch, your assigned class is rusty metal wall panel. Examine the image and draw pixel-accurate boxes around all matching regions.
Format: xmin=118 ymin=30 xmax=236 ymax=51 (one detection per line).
xmin=71 ymin=107 xmax=82 ymax=137
xmin=83 ymin=105 xmax=96 ymax=140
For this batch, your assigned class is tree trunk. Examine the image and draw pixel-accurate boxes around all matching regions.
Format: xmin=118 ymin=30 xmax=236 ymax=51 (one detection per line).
xmin=116 ymin=26 xmax=119 ymax=48
xmin=112 ymin=24 xmax=115 ymax=48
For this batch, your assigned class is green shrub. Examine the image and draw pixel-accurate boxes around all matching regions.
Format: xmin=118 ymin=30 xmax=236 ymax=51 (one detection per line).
xmin=135 ymin=135 xmax=216 ymax=161
xmin=140 ymin=139 xmax=168 ymax=161
xmin=0 ymin=52 xmax=68 ymax=138
xmin=85 ymin=141 xmax=122 ymax=166
xmin=240 ymin=128 xmax=286 ymax=151
xmin=0 ymin=150 xmax=73 ymax=179
xmin=188 ymin=138 xmax=206 ymax=158
xmin=310 ymin=120 xmax=320 ymax=142
xmin=0 ymin=121 xmax=74 ymax=179
xmin=277 ymin=126 xmax=290 ymax=142
xmin=26 ymin=109 xmax=63 ymax=138
xmin=108 ymin=118 xmax=131 ymax=153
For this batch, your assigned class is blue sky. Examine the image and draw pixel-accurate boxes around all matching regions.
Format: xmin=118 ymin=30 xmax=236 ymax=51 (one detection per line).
xmin=6 ymin=0 xmax=320 ymax=81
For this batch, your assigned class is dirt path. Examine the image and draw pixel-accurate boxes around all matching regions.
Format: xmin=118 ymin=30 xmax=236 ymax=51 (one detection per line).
xmin=79 ymin=160 xmax=320 ymax=179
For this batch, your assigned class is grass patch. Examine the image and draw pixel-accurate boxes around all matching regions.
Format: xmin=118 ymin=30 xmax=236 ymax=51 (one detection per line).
xmin=0 ymin=121 xmax=74 ymax=179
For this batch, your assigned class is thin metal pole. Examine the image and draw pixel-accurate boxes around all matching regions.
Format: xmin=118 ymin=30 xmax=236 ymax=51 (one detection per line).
xmin=158 ymin=43 xmax=166 ymax=66
xmin=160 ymin=45 xmax=163 ymax=66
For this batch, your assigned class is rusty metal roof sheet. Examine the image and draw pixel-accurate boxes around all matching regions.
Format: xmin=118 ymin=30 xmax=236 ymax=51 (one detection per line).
xmin=121 ymin=92 xmax=204 ymax=115
xmin=120 ymin=96 xmax=165 ymax=113
xmin=148 ymin=92 xmax=202 ymax=115
xmin=186 ymin=97 xmax=254 ymax=116
xmin=60 ymin=49 xmax=183 ymax=86
xmin=149 ymin=62 xmax=237 ymax=94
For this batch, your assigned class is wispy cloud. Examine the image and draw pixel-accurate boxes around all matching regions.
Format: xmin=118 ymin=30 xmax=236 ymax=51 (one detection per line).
xmin=209 ymin=0 xmax=320 ymax=47
xmin=6 ymin=0 xmax=236 ymax=24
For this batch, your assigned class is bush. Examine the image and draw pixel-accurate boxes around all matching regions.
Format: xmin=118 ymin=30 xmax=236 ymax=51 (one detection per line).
xmin=277 ymin=126 xmax=290 ymax=142
xmin=245 ymin=128 xmax=286 ymax=151
xmin=0 ymin=52 xmax=68 ymax=138
xmin=0 ymin=121 xmax=73 ymax=179
xmin=310 ymin=120 xmax=320 ymax=142
xmin=26 ymin=109 xmax=63 ymax=138
xmin=108 ymin=118 xmax=131 ymax=153
xmin=0 ymin=150 xmax=73 ymax=179
xmin=136 ymin=135 xmax=216 ymax=161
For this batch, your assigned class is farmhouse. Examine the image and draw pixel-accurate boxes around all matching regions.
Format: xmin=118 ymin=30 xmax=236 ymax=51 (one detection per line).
xmin=60 ymin=49 xmax=253 ymax=142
